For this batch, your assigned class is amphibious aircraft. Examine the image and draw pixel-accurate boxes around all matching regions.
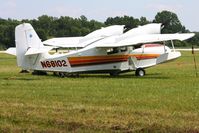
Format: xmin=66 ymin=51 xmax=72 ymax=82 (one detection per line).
xmin=5 ymin=23 xmax=195 ymax=77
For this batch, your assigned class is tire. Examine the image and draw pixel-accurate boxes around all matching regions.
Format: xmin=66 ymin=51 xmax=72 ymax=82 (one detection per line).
xmin=135 ymin=68 xmax=145 ymax=77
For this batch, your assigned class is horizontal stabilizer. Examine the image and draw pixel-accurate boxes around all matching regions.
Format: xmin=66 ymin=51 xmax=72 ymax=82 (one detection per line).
xmin=5 ymin=47 xmax=16 ymax=56
xmin=43 ymin=37 xmax=83 ymax=48
xmin=25 ymin=46 xmax=53 ymax=56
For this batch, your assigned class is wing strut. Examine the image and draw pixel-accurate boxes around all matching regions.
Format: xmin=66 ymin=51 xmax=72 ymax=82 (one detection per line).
xmin=163 ymin=41 xmax=166 ymax=53
xmin=171 ymin=40 xmax=175 ymax=52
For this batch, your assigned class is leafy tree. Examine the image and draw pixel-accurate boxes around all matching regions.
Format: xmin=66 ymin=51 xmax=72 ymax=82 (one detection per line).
xmin=139 ymin=17 xmax=150 ymax=25
xmin=188 ymin=32 xmax=199 ymax=46
xmin=105 ymin=16 xmax=140 ymax=31
xmin=0 ymin=18 xmax=20 ymax=49
xmin=153 ymin=10 xmax=186 ymax=33
xmin=70 ymin=26 xmax=81 ymax=36
xmin=89 ymin=20 xmax=105 ymax=32
xmin=80 ymin=15 xmax=87 ymax=22
xmin=36 ymin=28 xmax=47 ymax=41
xmin=80 ymin=27 xmax=90 ymax=36
xmin=37 ymin=15 xmax=54 ymax=35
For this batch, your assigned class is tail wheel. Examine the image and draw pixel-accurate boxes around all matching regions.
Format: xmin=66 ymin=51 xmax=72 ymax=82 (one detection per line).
xmin=135 ymin=68 xmax=145 ymax=77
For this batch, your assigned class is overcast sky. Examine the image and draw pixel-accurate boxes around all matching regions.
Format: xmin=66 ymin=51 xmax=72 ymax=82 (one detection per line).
xmin=0 ymin=0 xmax=197 ymax=31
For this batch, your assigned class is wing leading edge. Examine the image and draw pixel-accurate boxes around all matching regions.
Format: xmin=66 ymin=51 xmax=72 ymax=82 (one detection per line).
xmin=95 ymin=33 xmax=195 ymax=48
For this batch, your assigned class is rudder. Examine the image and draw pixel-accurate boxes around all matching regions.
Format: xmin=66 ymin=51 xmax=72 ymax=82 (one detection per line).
xmin=15 ymin=23 xmax=43 ymax=69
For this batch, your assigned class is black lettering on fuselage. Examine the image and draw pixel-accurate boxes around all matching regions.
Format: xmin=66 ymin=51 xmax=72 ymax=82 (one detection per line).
xmin=41 ymin=60 xmax=68 ymax=68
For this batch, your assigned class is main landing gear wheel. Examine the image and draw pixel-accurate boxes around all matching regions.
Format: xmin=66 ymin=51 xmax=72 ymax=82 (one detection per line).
xmin=135 ymin=68 xmax=145 ymax=77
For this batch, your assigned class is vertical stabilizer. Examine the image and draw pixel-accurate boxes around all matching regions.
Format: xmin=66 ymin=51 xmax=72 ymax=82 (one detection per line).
xmin=15 ymin=23 xmax=43 ymax=69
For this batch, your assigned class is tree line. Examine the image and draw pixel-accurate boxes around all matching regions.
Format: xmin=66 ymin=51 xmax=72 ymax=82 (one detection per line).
xmin=0 ymin=10 xmax=198 ymax=49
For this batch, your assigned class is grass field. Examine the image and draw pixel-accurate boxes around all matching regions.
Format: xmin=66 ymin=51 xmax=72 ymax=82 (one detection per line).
xmin=0 ymin=52 xmax=199 ymax=132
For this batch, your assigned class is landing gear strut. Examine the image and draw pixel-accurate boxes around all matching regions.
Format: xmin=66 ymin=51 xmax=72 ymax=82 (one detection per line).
xmin=135 ymin=68 xmax=145 ymax=77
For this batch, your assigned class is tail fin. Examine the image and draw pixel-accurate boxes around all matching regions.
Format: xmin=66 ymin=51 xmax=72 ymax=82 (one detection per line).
xmin=15 ymin=23 xmax=44 ymax=69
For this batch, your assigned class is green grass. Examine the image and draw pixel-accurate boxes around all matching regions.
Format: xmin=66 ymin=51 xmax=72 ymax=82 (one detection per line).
xmin=0 ymin=52 xmax=199 ymax=132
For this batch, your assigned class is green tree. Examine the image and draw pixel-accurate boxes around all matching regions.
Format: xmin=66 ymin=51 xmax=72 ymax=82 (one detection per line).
xmin=36 ymin=28 xmax=47 ymax=41
xmin=105 ymin=16 xmax=140 ymax=31
xmin=153 ymin=10 xmax=185 ymax=33
xmin=188 ymin=32 xmax=199 ymax=46
xmin=37 ymin=15 xmax=54 ymax=35
xmin=139 ymin=17 xmax=150 ymax=25
xmin=0 ymin=18 xmax=20 ymax=49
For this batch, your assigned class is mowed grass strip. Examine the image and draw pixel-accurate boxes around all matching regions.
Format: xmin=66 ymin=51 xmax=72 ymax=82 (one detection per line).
xmin=0 ymin=52 xmax=198 ymax=132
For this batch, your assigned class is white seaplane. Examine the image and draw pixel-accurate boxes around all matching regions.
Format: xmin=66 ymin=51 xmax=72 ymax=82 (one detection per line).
xmin=5 ymin=23 xmax=195 ymax=77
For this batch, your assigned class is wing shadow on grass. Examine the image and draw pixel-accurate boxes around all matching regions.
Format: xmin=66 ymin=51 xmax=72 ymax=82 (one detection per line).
xmin=65 ymin=73 xmax=170 ymax=80
xmin=1 ymin=72 xmax=170 ymax=80
xmin=2 ymin=76 xmax=42 ymax=81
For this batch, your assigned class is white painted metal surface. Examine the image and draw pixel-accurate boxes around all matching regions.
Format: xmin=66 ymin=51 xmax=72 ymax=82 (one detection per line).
xmin=4 ymin=23 xmax=196 ymax=76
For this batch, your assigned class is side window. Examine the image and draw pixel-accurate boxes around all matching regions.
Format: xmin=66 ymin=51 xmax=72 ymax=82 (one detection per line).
xmin=120 ymin=47 xmax=127 ymax=52
xmin=107 ymin=48 xmax=120 ymax=55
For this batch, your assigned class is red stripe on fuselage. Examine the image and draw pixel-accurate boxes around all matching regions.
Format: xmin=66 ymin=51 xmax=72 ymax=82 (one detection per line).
xmin=68 ymin=54 xmax=160 ymax=67
xmin=68 ymin=55 xmax=128 ymax=67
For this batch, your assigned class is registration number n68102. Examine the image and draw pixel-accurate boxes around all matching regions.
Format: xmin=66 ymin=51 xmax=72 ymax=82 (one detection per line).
xmin=41 ymin=60 xmax=68 ymax=68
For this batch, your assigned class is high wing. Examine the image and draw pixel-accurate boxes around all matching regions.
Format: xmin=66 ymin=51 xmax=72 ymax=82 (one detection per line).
xmin=43 ymin=36 xmax=105 ymax=48
xmin=25 ymin=46 xmax=53 ymax=56
xmin=82 ymin=25 xmax=124 ymax=40
xmin=117 ymin=23 xmax=162 ymax=41
xmin=43 ymin=25 xmax=125 ymax=48
xmin=94 ymin=33 xmax=195 ymax=48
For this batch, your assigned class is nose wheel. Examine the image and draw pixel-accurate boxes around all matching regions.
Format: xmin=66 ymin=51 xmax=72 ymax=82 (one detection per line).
xmin=135 ymin=68 xmax=145 ymax=77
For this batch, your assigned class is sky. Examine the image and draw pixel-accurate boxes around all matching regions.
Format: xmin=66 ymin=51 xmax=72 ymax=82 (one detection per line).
xmin=0 ymin=0 xmax=198 ymax=31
